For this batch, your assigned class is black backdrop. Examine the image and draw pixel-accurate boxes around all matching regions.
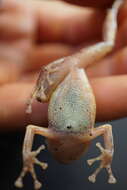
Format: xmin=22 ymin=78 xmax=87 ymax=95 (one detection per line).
xmin=0 ymin=118 xmax=126 ymax=190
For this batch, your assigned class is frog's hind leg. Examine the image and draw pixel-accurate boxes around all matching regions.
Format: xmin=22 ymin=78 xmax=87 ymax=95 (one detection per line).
xmin=86 ymin=124 xmax=116 ymax=184
xmin=14 ymin=125 xmax=55 ymax=190
xmin=76 ymin=0 xmax=123 ymax=68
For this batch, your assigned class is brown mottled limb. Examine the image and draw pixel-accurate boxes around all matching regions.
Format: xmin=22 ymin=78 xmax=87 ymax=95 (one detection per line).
xmin=76 ymin=0 xmax=123 ymax=68
xmin=15 ymin=125 xmax=55 ymax=190
xmin=86 ymin=124 xmax=116 ymax=184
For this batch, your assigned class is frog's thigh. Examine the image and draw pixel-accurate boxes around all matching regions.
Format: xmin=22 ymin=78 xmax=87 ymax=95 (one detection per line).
xmin=90 ymin=124 xmax=114 ymax=153
xmin=23 ymin=125 xmax=54 ymax=153
xmin=15 ymin=125 xmax=53 ymax=190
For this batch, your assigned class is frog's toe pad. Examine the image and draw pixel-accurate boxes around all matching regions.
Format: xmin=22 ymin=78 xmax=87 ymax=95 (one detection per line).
xmin=108 ymin=175 xmax=117 ymax=184
xmin=106 ymin=165 xmax=117 ymax=184
xmin=14 ymin=178 xmax=23 ymax=188
xmin=88 ymin=175 xmax=96 ymax=183
xmin=34 ymin=180 xmax=42 ymax=190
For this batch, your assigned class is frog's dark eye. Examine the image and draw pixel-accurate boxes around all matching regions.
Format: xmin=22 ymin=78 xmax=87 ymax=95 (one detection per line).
xmin=59 ymin=107 xmax=62 ymax=110
xmin=67 ymin=125 xmax=72 ymax=129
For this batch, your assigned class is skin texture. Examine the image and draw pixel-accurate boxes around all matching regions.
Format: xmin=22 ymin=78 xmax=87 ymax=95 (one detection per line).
xmin=0 ymin=2 xmax=126 ymax=190
xmin=0 ymin=0 xmax=127 ymax=132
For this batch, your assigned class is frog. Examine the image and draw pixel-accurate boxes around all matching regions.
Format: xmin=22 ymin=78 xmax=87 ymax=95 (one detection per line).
xmin=14 ymin=0 xmax=123 ymax=189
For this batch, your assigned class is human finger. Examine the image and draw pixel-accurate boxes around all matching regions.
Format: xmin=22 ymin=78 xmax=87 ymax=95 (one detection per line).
xmin=0 ymin=0 xmax=105 ymax=44
xmin=34 ymin=0 xmax=105 ymax=44
xmin=24 ymin=43 xmax=74 ymax=72
xmin=1 ymin=75 xmax=127 ymax=130
xmin=0 ymin=0 xmax=35 ymax=41
xmin=86 ymin=46 xmax=127 ymax=78
xmin=0 ymin=61 xmax=22 ymax=85
xmin=63 ymin=0 xmax=114 ymax=8
xmin=1 ymin=44 xmax=127 ymax=85
xmin=0 ymin=82 xmax=48 ymax=131
xmin=25 ymin=45 xmax=127 ymax=78
xmin=91 ymin=75 xmax=127 ymax=121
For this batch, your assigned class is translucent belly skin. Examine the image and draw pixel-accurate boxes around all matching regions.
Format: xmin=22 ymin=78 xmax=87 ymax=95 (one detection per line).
xmin=48 ymin=68 xmax=96 ymax=134
xmin=47 ymin=135 xmax=91 ymax=163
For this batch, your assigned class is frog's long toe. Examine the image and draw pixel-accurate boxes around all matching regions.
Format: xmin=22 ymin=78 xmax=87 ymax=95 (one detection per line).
xmin=15 ymin=165 xmax=42 ymax=190
xmin=106 ymin=165 xmax=117 ymax=184
xmin=87 ymin=155 xmax=101 ymax=166
xmin=15 ymin=177 xmax=24 ymax=188
xmin=87 ymin=142 xmax=116 ymax=183
xmin=88 ymin=165 xmax=103 ymax=183
xmin=15 ymin=145 xmax=48 ymax=190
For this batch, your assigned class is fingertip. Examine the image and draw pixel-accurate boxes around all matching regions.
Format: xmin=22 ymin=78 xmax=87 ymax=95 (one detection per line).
xmin=34 ymin=1 xmax=105 ymax=44
xmin=91 ymin=75 xmax=127 ymax=121
xmin=62 ymin=0 xmax=114 ymax=8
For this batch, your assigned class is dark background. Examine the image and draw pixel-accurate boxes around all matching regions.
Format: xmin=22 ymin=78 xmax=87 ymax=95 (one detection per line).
xmin=0 ymin=118 xmax=127 ymax=190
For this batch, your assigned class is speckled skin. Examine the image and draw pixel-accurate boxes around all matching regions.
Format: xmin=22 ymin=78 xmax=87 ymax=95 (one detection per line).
xmin=48 ymin=69 xmax=95 ymax=133
xmin=47 ymin=68 xmax=95 ymax=163
xmin=15 ymin=1 xmax=123 ymax=189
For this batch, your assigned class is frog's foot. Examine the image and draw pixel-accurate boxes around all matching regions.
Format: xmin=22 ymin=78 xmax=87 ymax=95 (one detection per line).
xmin=14 ymin=145 xmax=48 ymax=190
xmin=87 ymin=142 xmax=116 ymax=184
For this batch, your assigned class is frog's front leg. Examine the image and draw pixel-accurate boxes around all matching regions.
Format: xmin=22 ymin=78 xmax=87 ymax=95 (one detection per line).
xmin=15 ymin=125 xmax=55 ymax=190
xmin=86 ymin=124 xmax=116 ymax=184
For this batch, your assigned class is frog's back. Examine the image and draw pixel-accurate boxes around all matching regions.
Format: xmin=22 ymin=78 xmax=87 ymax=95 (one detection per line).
xmin=48 ymin=68 xmax=96 ymax=134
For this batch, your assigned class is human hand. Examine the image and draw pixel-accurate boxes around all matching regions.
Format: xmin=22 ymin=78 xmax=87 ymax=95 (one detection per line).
xmin=0 ymin=0 xmax=127 ymax=131
xmin=63 ymin=0 xmax=114 ymax=8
